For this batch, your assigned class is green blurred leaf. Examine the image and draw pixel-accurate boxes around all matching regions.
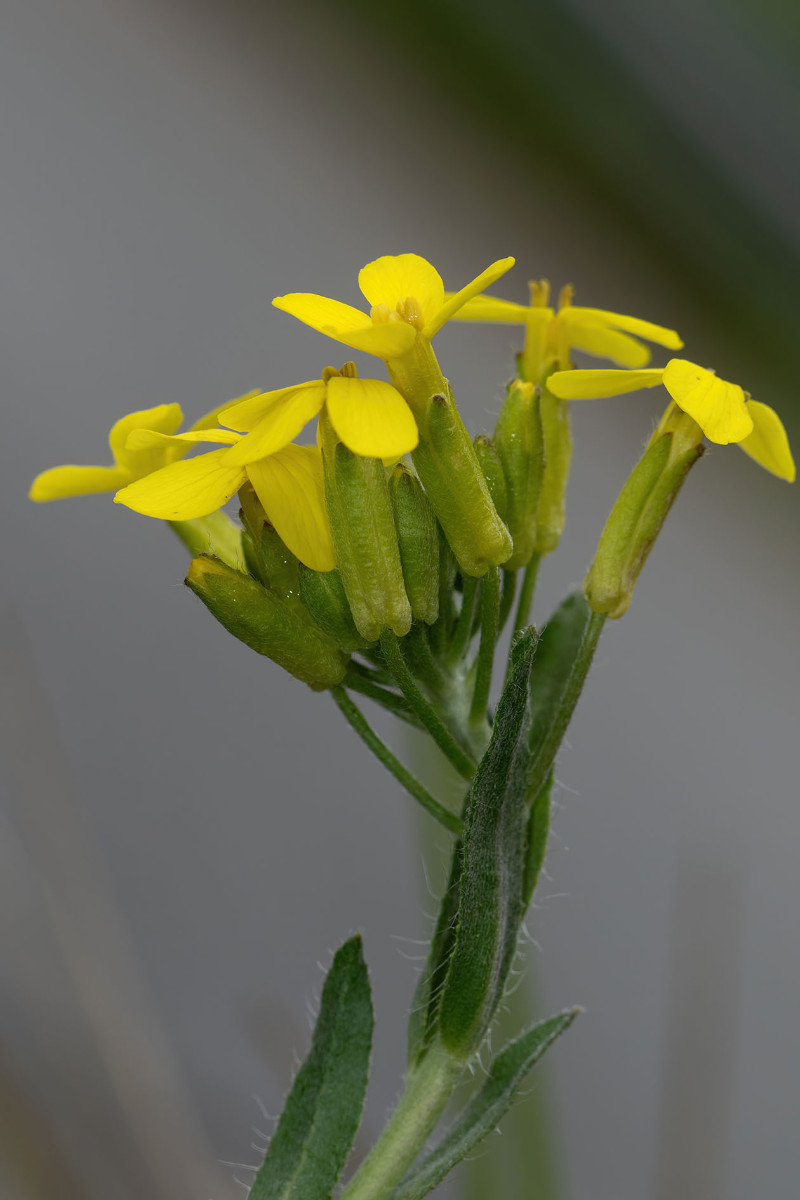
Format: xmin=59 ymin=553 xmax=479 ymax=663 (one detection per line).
xmin=250 ymin=935 xmax=373 ymax=1200
xmin=438 ymin=629 xmax=538 ymax=1060
xmin=393 ymin=1010 xmax=579 ymax=1200
xmin=522 ymin=772 xmax=553 ymax=910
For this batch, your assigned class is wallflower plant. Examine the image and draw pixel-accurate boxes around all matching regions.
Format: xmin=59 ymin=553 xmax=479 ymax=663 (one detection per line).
xmin=30 ymin=252 xmax=794 ymax=1200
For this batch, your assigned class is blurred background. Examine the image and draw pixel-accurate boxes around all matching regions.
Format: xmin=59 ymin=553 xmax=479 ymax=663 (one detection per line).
xmin=2 ymin=0 xmax=799 ymax=1197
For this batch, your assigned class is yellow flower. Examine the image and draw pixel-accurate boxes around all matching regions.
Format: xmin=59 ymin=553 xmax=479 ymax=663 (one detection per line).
xmin=451 ymin=280 xmax=683 ymax=375
xmin=115 ymin=427 xmax=335 ymax=571
xmin=217 ymin=363 xmax=418 ymax=464
xmin=547 ymin=358 xmax=795 ymax=481
xmin=272 ymin=252 xmax=515 ymax=361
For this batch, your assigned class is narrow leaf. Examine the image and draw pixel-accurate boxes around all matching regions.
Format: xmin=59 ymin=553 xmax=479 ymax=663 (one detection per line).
xmin=394 ymin=1009 xmax=579 ymax=1200
xmin=522 ymin=772 xmax=553 ymax=910
xmin=250 ymin=935 xmax=373 ymax=1200
xmin=407 ymin=842 xmax=463 ymax=1067
xmin=438 ymin=629 xmax=538 ymax=1060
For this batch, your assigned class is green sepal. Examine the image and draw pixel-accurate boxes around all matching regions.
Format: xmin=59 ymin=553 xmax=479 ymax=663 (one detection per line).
xmin=389 ymin=464 xmax=439 ymax=625
xmin=586 ymin=432 xmax=703 ymax=618
xmin=185 ymin=556 xmax=349 ymax=690
xmin=522 ymin=772 xmax=553 ymax=909
xmin=494 ymin=378 xmax=545 ymax=570
xmin=250 ymin=935 xmax=373 ymax=1200
xmin=438 ymin=629 xmax=538 ymax=1061
xmin=320 ymin=411 xmax=412 ymax=642
xmin=411 ymin=388 xmax=512 ymax=578
xmin=393 ymin=1010 xmax=579 ymax=1200
xmin=473 ymin=434 xmax=509 ymax=523
xmin=169 ymin=510 xmax=245 ymax=571
xmin=534 ymin=386 xmax=573 ymax=556
xmin=407 ymin=844 xmax=463 ymax=1068
xmin=299 ymin=565 xmax=373 ymax=653
xmin=238 ymin=485 xmax=303 ymax=603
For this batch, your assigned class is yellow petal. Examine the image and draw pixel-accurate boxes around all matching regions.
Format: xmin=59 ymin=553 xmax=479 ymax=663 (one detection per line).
xmin=272 ymin=292 xmax=415 ymax=358
xmin=109 ymin=404 xmax=183 ymax=471
xmin=29 ymin=464 xmax=130 ymax=502
xmin=125 ymin=428 xmax=240 ymax=451
xmin=565 ymin=321 xmax=652 ymax=368
xmin=738 ymin=400 xmax=795 ymax=481
xmin=567 ymin=307 xmax=683 ymax=350
xmin=547 ymin=368 xmax=665 ymax=400
xmin=424 ymin=256 xmax=516 ymax=337
xmin=192 ymin=391 xmax=261 ymax=431
xmin=115 ymin=449 xmax=246 ymax=519
xmin=444 ymin=294 xmax=539 ymax=323
xmin=325 ymin=376 xmax=419 ymax=458
xmin=662 ymin=359 xmax=753 ymax=444
xmin=223 ymin=384 xmax=327 ymax=464
xmin=246 ymin=444 xmax=335 ymax=571
xmin=358 ymin=254 xmax=445 ymax=326
xmin=220 ymin=382 xmax=324 ymax=433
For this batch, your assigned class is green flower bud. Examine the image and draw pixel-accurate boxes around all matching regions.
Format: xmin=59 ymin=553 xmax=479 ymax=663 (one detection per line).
xmin=319 ymin=410 xmax=411 ymax=643
xmin=388 ymin=464 xmax=439 ymax=625
xmin=238 ymin=485 xmax=302 ymax=604
xmin=411 ymin=388 xmax=512 ymax=578
xmin=298 ymin=564 xmax=373 ymax=653
xmin=586 ymin=413 xmax=704 ymax=618
xmin=534 ymin=385 xmax=573 ymax=556
xmin=494 ymin=379 xmax=544 ymax=570
xmin=186 ymin=556 xmax=349 ymax=690
xmin=473 ymin=434 xmax=509 ymax=522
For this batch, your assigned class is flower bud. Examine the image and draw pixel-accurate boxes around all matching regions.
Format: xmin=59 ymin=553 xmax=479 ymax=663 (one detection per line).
xmin=186 ymin=556 xmax=349 ymax=690
xmin=319 ymin=410 xmax=411 ymax=642
xmin=586 ymin=413 xmax=704 ymax=618
xmin=533 ymin=386 xmax=573 ymax=555
xmin=388 ymin=464 xmax=439 ymax=625
xmin=238 ymin=485 xmax=302 ymax=604
xmin=473 ymin=434 xmax=509 ymax=522
xmin=298 ymin=564 xmax=373 ymax=653
xmin=412 ymin=388 xmax=512 ymax=578
xmin=494 ymin=379 xmax=544 ymax=570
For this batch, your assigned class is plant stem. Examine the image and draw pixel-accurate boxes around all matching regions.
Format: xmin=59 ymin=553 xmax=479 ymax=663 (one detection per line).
xmin=380 ymin=633 xmax=477 ymax=781
xmin=342 ymin=670 xmax=423 ymax=729
xmin=340 ymin=1043 xmax=462 ymax=1200
xmin=446 ymin=576 xmax=478 ymax=664
xmin=512 ymin=553 xmax=541 ymax=637
xmin=469 ymin=566 xmax=500 ymax=725
xmin=332 ymin=689 xmax=463 ymax=834
xmin=498 ymin=569 xmax=518 ymax=633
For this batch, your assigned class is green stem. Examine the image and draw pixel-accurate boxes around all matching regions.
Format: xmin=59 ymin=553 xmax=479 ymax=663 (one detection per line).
xmin=498 ymin=568 xmax=518 ymax=633
xmin=512 ymin=553 xmax=541 ymax=637
xmin=332 ymin=689 xmax=463 ymax=834
xmin=527 ymin=610 xmax=607 ymax=799
xmin=342 ymin=670 xmax=423 ymax=730
xmin=380 ymin=633 xmax=477 ymax=781
xmin=340 ymin=1043 xmax=462 ymax=1200
xmin=469 ymin=567 xmax=500 ymax=724
xmin=446 ymin=576 xmax=478 ymax=664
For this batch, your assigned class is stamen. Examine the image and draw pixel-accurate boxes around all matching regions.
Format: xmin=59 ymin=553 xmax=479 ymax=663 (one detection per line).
xmin=340 ymin=361 xmax=358 ymax=378
xmin=529 ymin=279 xmax=551 ymax=307
xmin=558 ymin=284 xmax=575 ymax=310
xmin=395 ymin=296 xmax=425 ymax=330
xmin=370 ymin=303 xmax=391 ymax=324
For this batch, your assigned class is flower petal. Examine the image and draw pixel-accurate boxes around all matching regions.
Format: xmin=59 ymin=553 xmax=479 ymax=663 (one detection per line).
xmin=358 ymin=254 xmax=445 ymax=326
xmin=192 ymin=391 xmax=261 ymax=431
xmin=325 ymin=376 xmax=419 ymax=458
xmin=246 ymin=444 xmax=335 ymax=571
xmin=109 ymin=404 xmax=183 ymax=470
xmin=272 ymin=292 xmax=415 ymax=357
xmin=547 ymin=368 xmax=665 ymax=400
xmin=125 ymin=428 xmax=240 ymax=451
xmin=29 ymin=465 xmax=130 ymax=502
xmin=424 ymin=256 xmax=516 ymax=337
xmin=738 ymin=400 xmax=795 ymax=481
xmin=219 ymin=382 xmax=324 ymax=433
xmin=115 ymin=449 xmax=246 ymax=519
xmin=567 ymin=307 xmax=683 ymax=350
xmin=444 ymin=294 xmax=538 ymax=323
xmin=565 ymin=321 xmax=652 ymax=368
xmin=224 ymin=384 xmax=327 ymax=464
xmin=662 ymin=359 xmax=753 ymax=444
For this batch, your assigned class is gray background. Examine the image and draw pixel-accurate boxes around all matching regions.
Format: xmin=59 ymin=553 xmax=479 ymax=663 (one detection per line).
xmin=1 ymin=2 xmax=799 ymax=1198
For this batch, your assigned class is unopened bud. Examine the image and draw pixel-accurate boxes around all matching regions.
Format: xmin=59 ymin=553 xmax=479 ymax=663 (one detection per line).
xmin=388 ymin=464 xmax=439 ymax=625
xmin=298 ymin=565 xmax=372 ymax=653
xmin=319 ymin=410 xmax=411 ymax=642
xmin=186 ymin=556 xmax=348 ymax=690
xmin=494 ymin=379 xmax=544 ymax=570
xmin=473 ymin=434 xmax=509 ymax=522
xmin=239 ymin=485 xmax=302 ymax=604
xmin=534 ymin=385 xmax=573 ymax=556
xmin=586 ymin=413 xmax=704 ymax=618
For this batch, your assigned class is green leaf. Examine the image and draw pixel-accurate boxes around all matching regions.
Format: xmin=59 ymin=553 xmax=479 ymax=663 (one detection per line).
xmin=522 ymin=772 xmax=553 ymax=910
xmin=393 ymin=1010 xmax=579 ymax=1200
xmin=438 ymin=629 xmax=538 ymax=1060
xmin=250 ymin=935 xmax=373 ymax=1200
xmin=407 ymin=842 xmax=463 ymax=1068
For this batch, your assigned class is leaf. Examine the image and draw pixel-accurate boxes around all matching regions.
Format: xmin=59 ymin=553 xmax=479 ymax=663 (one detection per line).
xmin=407 ymin=841 xmax=463 ymax=1067
xmin=250 ymin=935 xmax=373 ymax=1200
xmin=438 ymin=629 xmax=538 ymax=1060
xmin=522 ymin=772 xmax=553 ymax=910
xmin=393 ymin=1010 xmax=579 ymax=1200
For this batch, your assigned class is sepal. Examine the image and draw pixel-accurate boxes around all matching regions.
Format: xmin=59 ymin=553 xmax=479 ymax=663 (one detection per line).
xmin=299 ymin=564 xmax=373 ymax=653
xmin=494 ymin=379 xmax=544 ymax=569
xmin=389 ymin=464 xmax=439 ymax=625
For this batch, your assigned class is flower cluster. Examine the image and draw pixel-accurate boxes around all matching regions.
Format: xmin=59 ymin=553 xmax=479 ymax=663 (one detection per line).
xmin=31 ymin=252 xmax=795 ymax=681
